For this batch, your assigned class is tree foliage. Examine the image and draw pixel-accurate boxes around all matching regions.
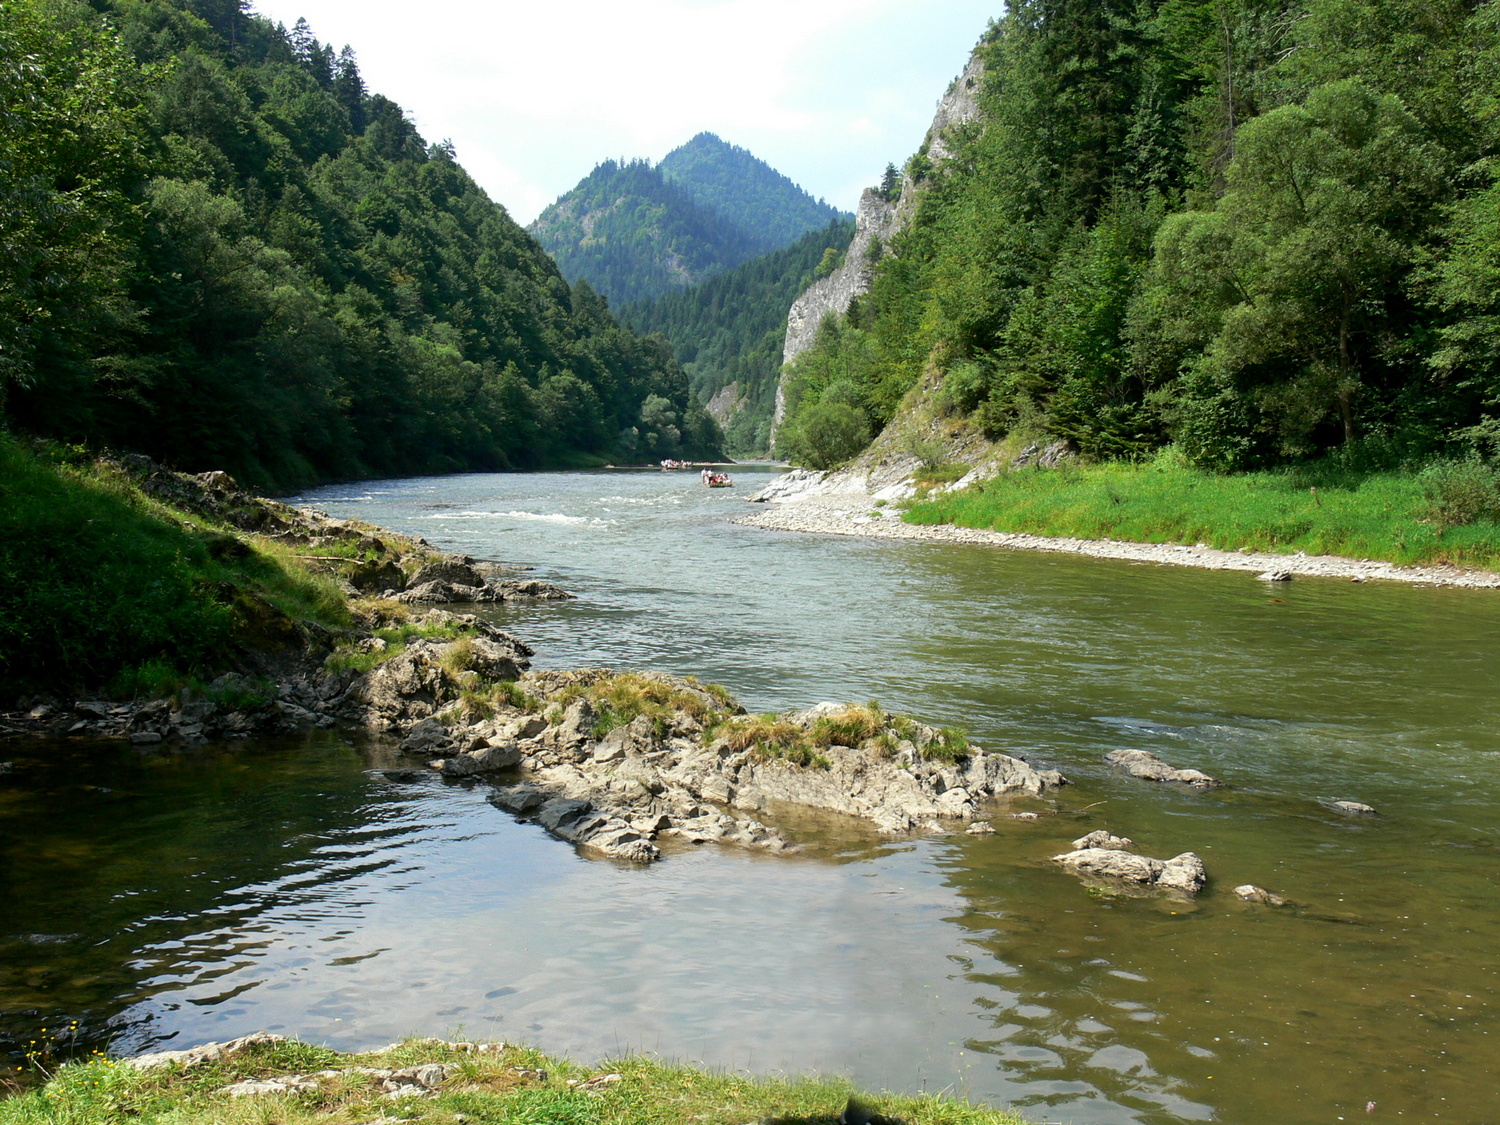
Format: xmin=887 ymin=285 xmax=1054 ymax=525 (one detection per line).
xmin=0 ymin=0 xmax=721 ymax=488
xmin=780 ymin=0 xmax=1500 ymax=473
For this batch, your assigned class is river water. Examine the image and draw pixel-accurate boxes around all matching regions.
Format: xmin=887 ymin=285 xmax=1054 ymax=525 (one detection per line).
xmin=3 ymin=467 xmax=1498 ymax=1124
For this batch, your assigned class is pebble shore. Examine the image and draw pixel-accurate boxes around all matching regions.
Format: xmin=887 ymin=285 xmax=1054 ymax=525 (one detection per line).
xmin=734 ymin=493 xmax=1500 ymax=589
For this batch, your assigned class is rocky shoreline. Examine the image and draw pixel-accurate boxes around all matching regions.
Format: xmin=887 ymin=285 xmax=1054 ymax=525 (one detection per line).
xmin=735 ymin=481 xmax=1500 ymax=590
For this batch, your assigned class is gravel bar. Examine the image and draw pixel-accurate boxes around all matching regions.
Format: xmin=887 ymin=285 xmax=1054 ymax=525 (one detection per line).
xmin=733 ymin=494 xmax=1500 ymax=590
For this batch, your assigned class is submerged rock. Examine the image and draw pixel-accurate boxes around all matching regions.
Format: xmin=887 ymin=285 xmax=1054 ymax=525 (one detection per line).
xmin=1233 ymin=884 xmax=1289 ymax=906
xmin=1105 ymin=748 xmax=1219 ymax=788
xmin=492 ymin=579 xmax=573 ymax=601
xmin=1328 ymin=799 xmax=1378 ymax=816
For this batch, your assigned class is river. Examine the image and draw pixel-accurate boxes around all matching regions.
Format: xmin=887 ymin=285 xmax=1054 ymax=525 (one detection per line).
xmin=2 ymin=467 xmax=1497 ymax=1124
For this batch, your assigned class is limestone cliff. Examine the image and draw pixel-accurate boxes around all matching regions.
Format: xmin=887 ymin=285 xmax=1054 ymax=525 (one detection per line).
xmin=772 ymin=49 xmax=986 ymax=441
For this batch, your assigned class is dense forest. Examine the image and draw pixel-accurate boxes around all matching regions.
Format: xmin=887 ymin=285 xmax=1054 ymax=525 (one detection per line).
xmin=780 ymin=0 xmax=1500 ymax=475
xmin=529 ymin=134 xmax=848 ymax=308
xmin=0 ymin=0 xmax=721 ymax=491
xmin=622 ymin=219 xmax=855 ymax=454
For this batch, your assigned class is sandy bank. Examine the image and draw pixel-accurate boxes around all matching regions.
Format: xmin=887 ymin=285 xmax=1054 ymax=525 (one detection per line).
xmin=733 ymin=492 xmax=1500 ymax=589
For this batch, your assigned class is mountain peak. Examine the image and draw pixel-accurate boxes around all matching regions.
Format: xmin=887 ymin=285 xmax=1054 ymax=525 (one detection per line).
xmin=530 ymin=137 xmax=850 ymax=307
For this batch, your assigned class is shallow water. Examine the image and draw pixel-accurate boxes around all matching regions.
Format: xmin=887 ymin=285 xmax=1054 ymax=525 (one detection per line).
xmin=3 ymin=467 xmax=1498 ymax=1123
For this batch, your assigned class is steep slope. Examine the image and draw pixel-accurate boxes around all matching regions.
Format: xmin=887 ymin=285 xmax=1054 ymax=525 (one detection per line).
xmin=0 ymin=0 xmax=721 ymax=489
xmin=659 ymin=132 xmax=846 ymax=249
xmin=530 ymin=137 xmax=850 ymax=309
xmin=622 ymin=219 xmax=855 ymax=454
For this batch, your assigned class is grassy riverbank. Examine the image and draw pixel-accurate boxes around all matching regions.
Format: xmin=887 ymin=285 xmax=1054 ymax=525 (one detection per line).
xmin=0 ymin=1038 xmax=1027 ymax=1125
xmin=903 ymin=455 xmax=1500 ymax=570
xmin=0 ymin=437 xmax=350 ymax=699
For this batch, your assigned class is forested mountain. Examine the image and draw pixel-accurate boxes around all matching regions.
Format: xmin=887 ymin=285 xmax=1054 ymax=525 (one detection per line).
xmin=529 ymin=136 xmax=848 ymax=308
xmin=526 ymin=161 xmax=766 ymax=309
xmin=659 ymin=133 xmax=846 ymax=251
xmin=780 ymin=0 xmax=1500 ymax=475
xmin=0 ymin=0 xmax=721 ymax=491
xmin=622 ymin=219 xmax=856 ymax=454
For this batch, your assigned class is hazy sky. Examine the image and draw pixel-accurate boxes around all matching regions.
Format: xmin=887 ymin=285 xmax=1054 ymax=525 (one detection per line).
xmin=249 ymin=0 xmax=998 ymax=225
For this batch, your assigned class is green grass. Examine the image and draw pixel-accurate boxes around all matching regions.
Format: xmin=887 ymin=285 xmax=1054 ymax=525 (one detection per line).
xmin=549 ymin=671 xmax=731 ymax=737
xmin=323 ymin=615 xmax=474 ymax=676
xmin=0 ymin=437 xmax=351 ymax=699
xmin=903 ymin=452 xmax=1500 ymax=569
xmin=0 ymin=1038 xmax=1028 ymax=1125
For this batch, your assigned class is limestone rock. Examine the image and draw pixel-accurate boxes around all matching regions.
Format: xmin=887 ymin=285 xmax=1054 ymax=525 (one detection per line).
xmin=1052 ymin=847 xmax=1207 ymax=896
xmin=129 ymin=1032 xmax=286 ymax=1071
xmin=408 ymin=558 xmax=486 ymax=589
xmin=1105 ymin=748 xmax=1220 ymax=788
xmin=547 ymin=699 xmax=597 ymax=757
xmin=592 ymin=714 xmax=659 ymax=763
xmin=395 ymin=580 xmax=505 ymax=605
xmin=489 ymin=785 xmax=548 ymax=815
xmin=1073 ymin=829 xmax=1133 ymax=851
xmin=1157 ymin=852 xmax=1208 ymax=894
xmin=468 ymin=741 xmax=523 ymax=771
xmin=224 ymin=1076 xmax=320 ymax=1097
xmin=492 ymin=579 xmax=573 ymax=601
xmin=401 ymin=717 xmax=453 ymax=755
xmin=1329 ymin=799 xmax=1377 ymax=816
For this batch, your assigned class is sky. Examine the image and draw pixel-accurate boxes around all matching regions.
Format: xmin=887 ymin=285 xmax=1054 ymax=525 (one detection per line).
xmin=249 ymin=0 xmax=999 ymax=226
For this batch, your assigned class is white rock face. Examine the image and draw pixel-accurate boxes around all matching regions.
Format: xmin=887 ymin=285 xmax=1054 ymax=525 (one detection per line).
xmin=772 ymin=48 xmax=987 ymax=442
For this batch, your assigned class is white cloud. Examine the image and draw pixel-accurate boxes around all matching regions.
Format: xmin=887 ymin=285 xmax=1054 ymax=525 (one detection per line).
xmin=250 ymin=0 xmax=995 ymax=222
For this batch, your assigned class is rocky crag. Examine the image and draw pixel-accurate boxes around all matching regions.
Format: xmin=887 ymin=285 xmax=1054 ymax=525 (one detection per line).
xmin=773 ymin=51 xmax=985 ymax=442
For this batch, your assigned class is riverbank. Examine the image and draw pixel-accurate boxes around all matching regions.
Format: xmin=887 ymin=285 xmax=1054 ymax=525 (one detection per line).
xmin=0 ymin=1034 xmax=1027 ymax=1124
xmin=737 ymin=490 xmax=1500 ymax=589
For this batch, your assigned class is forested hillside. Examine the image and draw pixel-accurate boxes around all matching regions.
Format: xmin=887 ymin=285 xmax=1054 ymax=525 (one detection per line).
xmin=0 ymin=0 xmax=721 ymax=491
xmin=659 ymin=133 xmax=846 ymax=251
xmin=529 ymin=136 xmax=848 ymax=308
xmin=781 ymin=0 xmax=1500 ymax=477
xmin=622 ymin=219 xmax=855 ymax=454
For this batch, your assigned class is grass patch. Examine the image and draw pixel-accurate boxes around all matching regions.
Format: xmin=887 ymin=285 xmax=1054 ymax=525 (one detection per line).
xmin=715 ymin=713 xmax=831 ymax=768
xmin=913 ymin=462 xmax=971 ymax=488
xmin=925 ymin=726 xmax=972 ymax=764
xmin=323 ymin=619 xmax=468 ymax=675
xmin=903 ymin=451 xmax=1500 ymax=569
xmin=0 ymin=1037 xmax=1029 ymax=1125
xmin=0 ymin=437 xmax=349 ymax=699
xmin=551 ymin=672 xmax=731 ymax=737
xmin=808 ymin=702 xmax=886 ymax=749
xmin=452 ymin=680 xmax=540 ymax=722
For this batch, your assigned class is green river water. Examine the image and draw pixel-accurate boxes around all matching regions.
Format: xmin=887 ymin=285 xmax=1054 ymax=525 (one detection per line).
xmin=1 ymin=467 xmax=1497 ymax=1124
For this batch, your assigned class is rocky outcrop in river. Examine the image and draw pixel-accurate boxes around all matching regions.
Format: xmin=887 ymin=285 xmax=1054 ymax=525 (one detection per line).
xmin=394 ymin=674 xmax=1066 ymax=862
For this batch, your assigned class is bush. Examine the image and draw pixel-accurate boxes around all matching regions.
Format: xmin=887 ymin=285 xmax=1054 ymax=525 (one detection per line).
xmin=778 ymin=400 xmax=871 ymax=469
xmin=1420 ymin=458 xmax=1500 ymax=528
